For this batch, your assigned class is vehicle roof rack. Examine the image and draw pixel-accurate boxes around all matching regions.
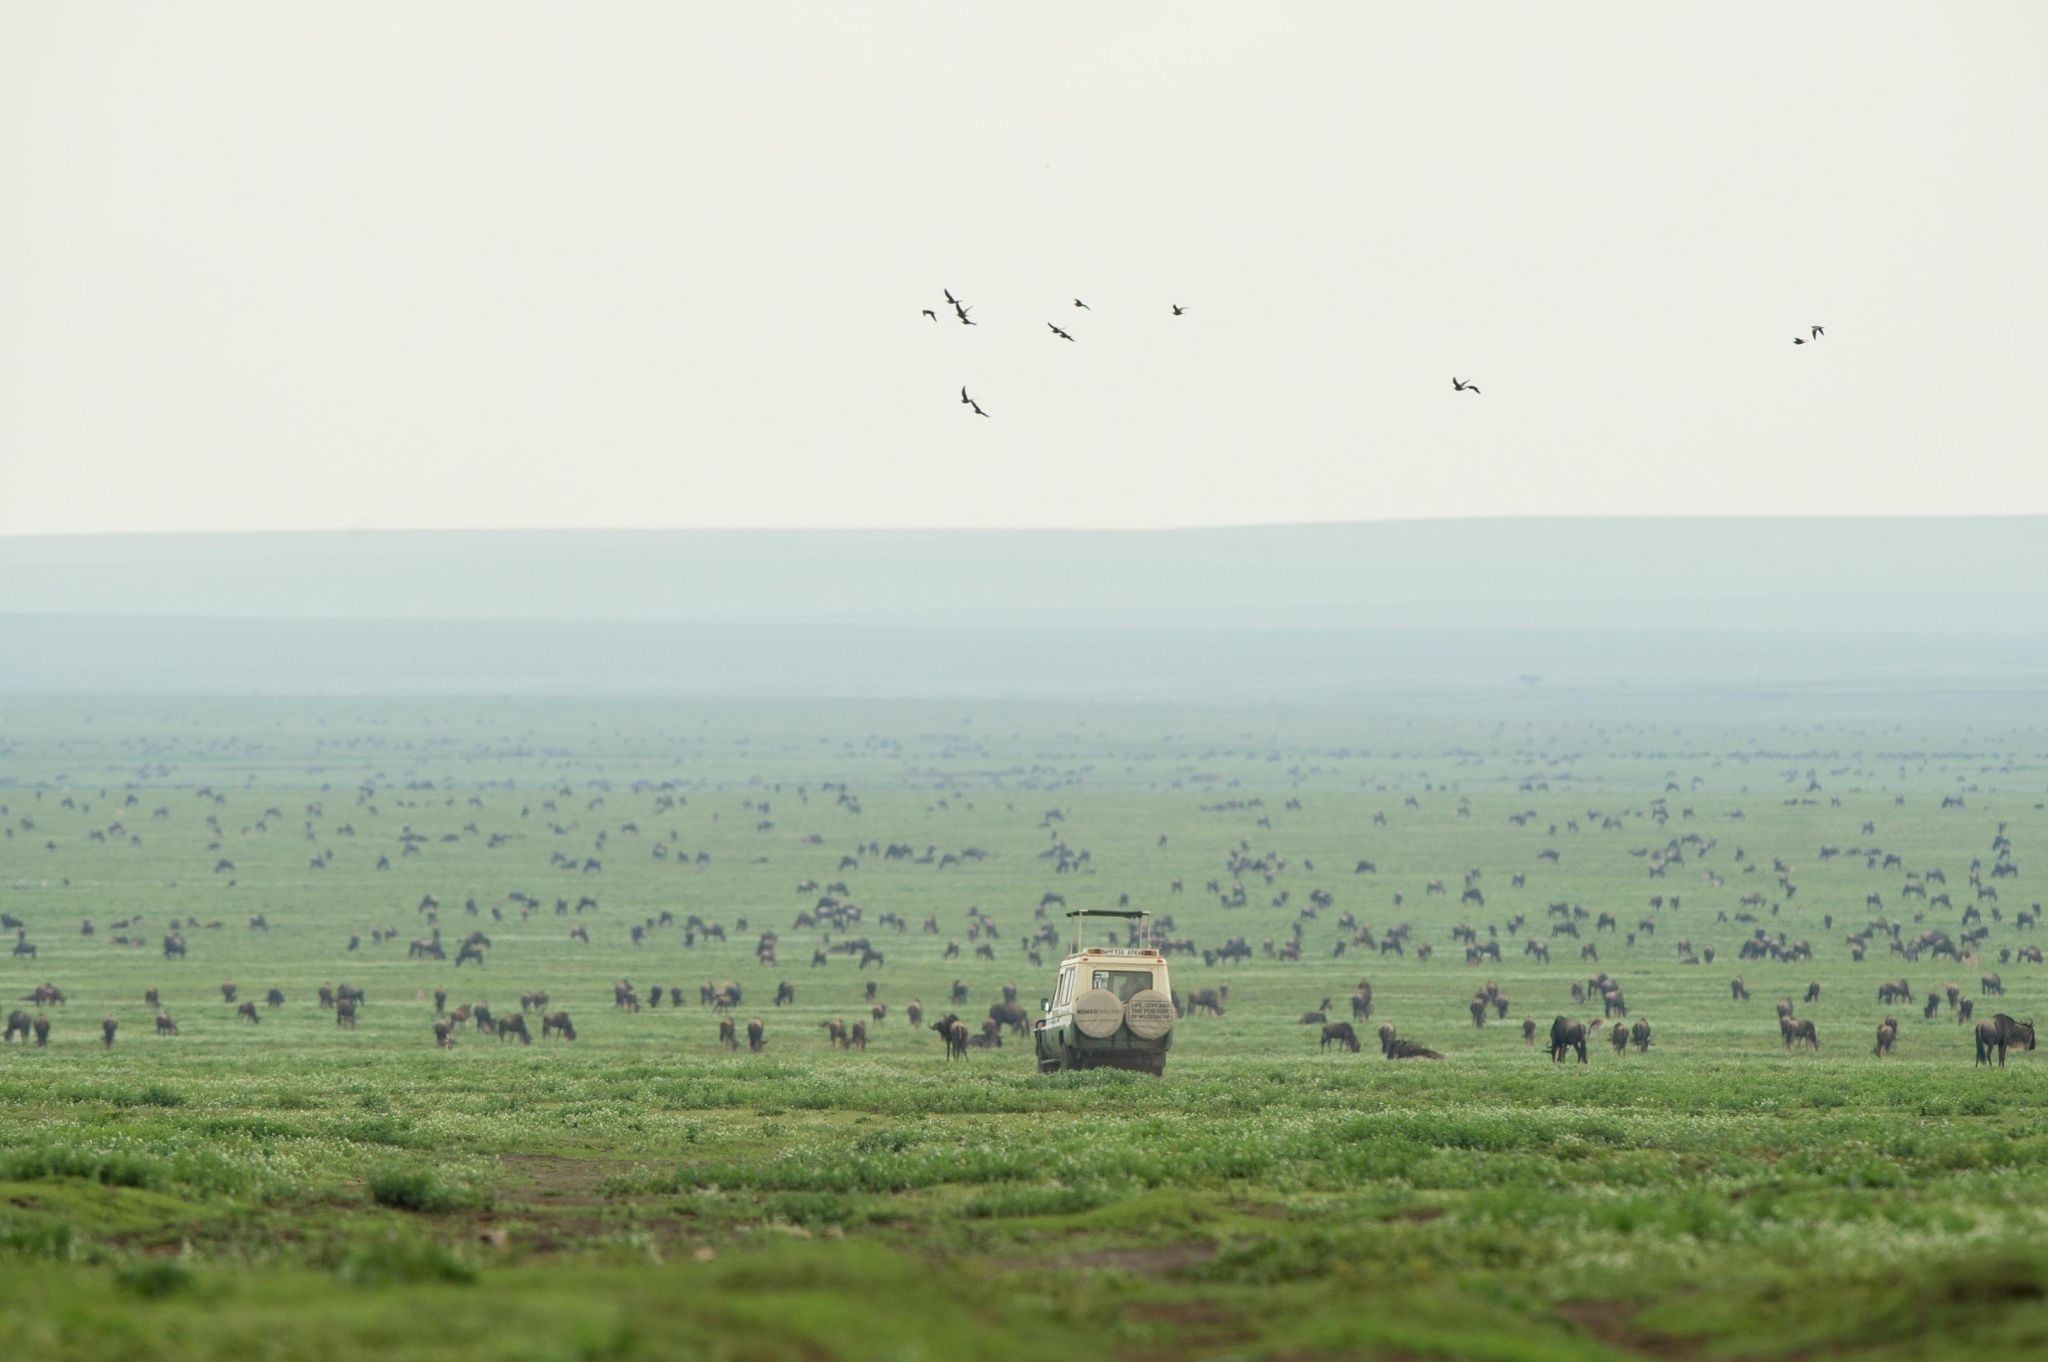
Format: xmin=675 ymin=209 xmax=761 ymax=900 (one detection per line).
xmin=1066 ymin=908 xmax=1150 ymax=952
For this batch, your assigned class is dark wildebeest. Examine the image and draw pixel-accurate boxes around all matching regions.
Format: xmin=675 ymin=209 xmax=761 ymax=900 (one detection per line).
xmin=4 ymin=1010 xmax=31 ymax=1043
xmin=1630 ymin=1018 xmax=1651 ymax=1052
xmin=1873 ymin=1021 xmax=1897 ymax=1057
xmin=1982 ymin=972 xmax=2005 ymax=997
xmin=336 ymin=997 xmax=359 ymax=1028
xmin=145 ymin=987 xmax=161 ymax=1008
xmin=907 ymin=999 xmax=924 ymax=1028
xmin=1877 ymin=979 xmax=1913 ymax=1005
xmin=1469 ymin=998 xmax=1488 ymax=1028
xmin=155 ymin=1011 xmax=178 ymax=1036
xmin=746 ymin=1017 xmax=766 ymax=1052
xmin=1185 ymin=987 xmax=1226 ymax=1018
xmin=849 ymin=1021 xmax=868 ymax=1051
xmin=933 ymin=1014 xmax=969 ymax=1060
xmin=1550 ymin=1015 xmax=1588 ymax=1064
xmin=498 ymin=1013 xmax=531 ymax=1044
xmin=1975 ymin=1014 xmax=2036 ymax=1067
xmin=1610 ymin=1021 xmax=1629 ymax=1055
xmin=1385 ymin=1037 xmax=1445 ymax=1059
xmin=32 ymin=1014 xmax=50 ymax=1047
xmin=1804 ymin=981 xmax=1821 ymax=1004
xmin=100 ymin=1016 xmax=118 ymax=1048
xmin=433 ymin=1019 xmax=456 ymax=1048
xmin=1923 ymin=994 xmax=1942 ymax=1021
xmin=1730 ymin=977 xmax=1749 ymax=1001
xmin=820 ymin=1018 xmax=848 ymax=1047
xmin=221 ymin=982 xmax=238 ymax=1004
xmin=775 ymin=981 xmax=796 ymax=1007
xmin=989 ymin=1000 xmax=1029 ymax=1035
xmin=1522 ymin=1017 xmax=1537 ymax=1045
xmin=541 ymin=1010 xmax=576 ymax=1041
xmin=1320 ymin=1021 xmax=1361 ymax=1052
xmin=1780 ymin=1016 xmax=1819 ymax=1051
xmin=236 ymin=1001 xmax=260 ymax=1024
xmin=1351 ymin=984 xmax=1373 ymax=1020
xmin=266 ymin=987 xmax=285 ymax=1009
xmin=718 ymin=1017 xmax=737 ymax=1049
xmin=1958 ymin=997 xmax=1975 ymax=1025
xmin=1602 ymin=989 xmax=1627 ymax=1018
xmin=1378 ymin=1022 xmax=1398 ymax=1055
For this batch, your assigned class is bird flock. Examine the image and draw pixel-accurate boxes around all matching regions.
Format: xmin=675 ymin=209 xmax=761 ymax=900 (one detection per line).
xmin=929 ymin=288 xmax=1828 ymax=413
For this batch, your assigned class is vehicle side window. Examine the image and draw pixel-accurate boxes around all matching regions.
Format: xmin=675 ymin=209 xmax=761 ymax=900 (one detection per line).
xmin=1055 ymin=969 xmax=1074 ymax=1007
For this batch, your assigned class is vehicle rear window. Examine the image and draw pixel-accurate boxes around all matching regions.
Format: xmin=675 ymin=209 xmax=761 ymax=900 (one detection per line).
xmin=1091 ymin=969 xmax=1153 ymax=1002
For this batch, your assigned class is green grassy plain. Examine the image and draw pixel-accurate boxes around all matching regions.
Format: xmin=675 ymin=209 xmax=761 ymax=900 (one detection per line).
xmin=4 ymin=693 xmax=2048 ymax=1360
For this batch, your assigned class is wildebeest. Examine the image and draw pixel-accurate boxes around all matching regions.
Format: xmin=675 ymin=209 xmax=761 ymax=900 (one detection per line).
xmin=1320 ymin=1021 xmax=1361 ymax=1052
xmin=775 ymin=981 xmax=796 ymax=1007
xmin=1378 ymin=1022 xmax=1398 ymax=1055
xmin=1630 ymin=1018 xmax=1651 ymax=1052
xmin=155 ymin=1011 xmax=178 ymax=1036
xmin=433 ymin=1018 xmax=456 ymax=1049
xmin=97 ymin=1016 xmax=117 ymax=1048
xmin=1975 ymin=1014 xmax=2036 ymax=1067
xmin=1958 ymin=997 xmax=1975 ymax=1024
xmin=1610 ymin=1021 xmax=1629 ymax=1054
xmin=746 ymin=1017 xmax=766 ymax=1051
xmin=1521 ymin=1017 xmax=1537 ymax=1045
xmin=498 ymin=1013 xmax=531 ymax=1044
xmin=1185 ymin=987 xmax=1226 ymax=1017
xmin=718 ymin=1016 xmax=737 ymax=1049
xmin=336 ymin=997 xmax=359 ymax=1028
xmin=1730 ymin=976 xmax=1749 ymax=1001
xmin=266 ymin=987 xmax=285 ymax=1009
xmin=1549 ymin=1015 xmax=1588 ymax=1064
xmin=848 ymin=1021 xmax=868 ymax=1050
xmin=1873 ymin=1021 xmax=1897 ymax=1056
xmin=3 ymin=1010 xmax=29 ymax=1043
xmin=820 ymin=1018 xmax=848 ymax=1047
xmin=1384 ymin=1037 xmax=1444 ymax=1060
xmin=1469 ymin=998 xmax=1488 ymax=1028
xmin=32 ymin=1014 xmax=50 ymax=1046
xmin=1803 ymin=981 xmax=1821 ymax=1004
xmin=236 ymin=1001 xmax=260 ymax=1024
xmin=1877 ymin=978 xmax=1913 ymax=1005
xmin=541 ymin=1010 xmax=576 ymax=1040
xmin=1351 ymin=984 xmax=1373 ymax=1020
xmin=932 ymin=1014 xmax=969 ymax=1060
xmin=907 ymin=999 xmax=924 ymax=1028
xmin=1780 ymin=1016 xmax=1819 ymax=1051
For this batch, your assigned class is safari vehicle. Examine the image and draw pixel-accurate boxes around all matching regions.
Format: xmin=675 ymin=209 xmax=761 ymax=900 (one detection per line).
xmin=1034 ymin=910 xmax=1176 ymax=1075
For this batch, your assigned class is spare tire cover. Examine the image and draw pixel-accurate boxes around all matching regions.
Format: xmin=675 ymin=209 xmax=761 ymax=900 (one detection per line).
xmin=1072 ymin=988 xmax=1126 ymax=1039
xmin=1125 ymin=989 xmax=1176 ymax=1040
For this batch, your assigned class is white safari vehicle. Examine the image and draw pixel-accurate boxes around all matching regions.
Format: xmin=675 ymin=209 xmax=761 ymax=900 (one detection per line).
xmin=1034 ymin=910 xmax=1176 ymax=1075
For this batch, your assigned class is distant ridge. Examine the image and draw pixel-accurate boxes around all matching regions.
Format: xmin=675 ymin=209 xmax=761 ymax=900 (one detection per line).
xmin=2 ymin=518 xmax=2044 ymax=634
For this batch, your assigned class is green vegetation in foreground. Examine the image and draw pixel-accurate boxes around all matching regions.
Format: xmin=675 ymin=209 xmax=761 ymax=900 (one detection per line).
xmin=3 ymin=693 xmax=2048 ymax=1360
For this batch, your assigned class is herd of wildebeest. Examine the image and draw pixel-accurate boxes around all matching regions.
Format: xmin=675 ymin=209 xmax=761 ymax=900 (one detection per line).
xmin=1 ymin=773 xmax=2042 ymax=1073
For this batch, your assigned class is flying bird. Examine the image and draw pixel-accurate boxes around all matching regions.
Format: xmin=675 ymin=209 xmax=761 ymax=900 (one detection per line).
xmin=960 ymin=385 xmax=973 ymax=406
xmin=1171 ymin=304 xmax=1187 ymax=316
xmin=921 ymin=309 xmax=937 ymax=321
xmin=953 ymin=300 xmax=975 ymax=325
xmin=1811 ymin=325 xmax=1825 ymax=339
xmin=970 ymin=400 xmax=988 ymax=418
xmin=1048 ymin=323 xmax=1075 ymax=341
xmin=1073 ymin=299 xmax=1091 ymax=310
xmin=944 ymin=289 xmax=962 ymax=308
xmin=1452 ymin=377 xmax=1480 ymax=394
xmin=1793 ymin=337 xmax=1806 ymax=345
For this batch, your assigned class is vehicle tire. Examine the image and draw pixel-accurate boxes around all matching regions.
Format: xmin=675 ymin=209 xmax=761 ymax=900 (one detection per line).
xmin=1125 ymin=989 xmax=1175 ymax=1040
xmin=1072 ymin=989 xmax=1124 ymax=1039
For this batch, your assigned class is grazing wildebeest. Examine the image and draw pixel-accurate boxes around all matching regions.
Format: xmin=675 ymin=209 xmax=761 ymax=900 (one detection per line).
xmin=1923 ymin=994 xmax=1941 ymax=1020
xmin=718 ymin=1017 xmax=737 ymax=1050
xmin=1185 ymin=987 xmax=1226 ymax=1017
xmin=1550 ymin=1015 xmax=1589 ymax=1064
xmin=989 ymin=1000 xmax=1029 ymax=1035
xmin=1877 ymin=979 xmax=1913 ymax=1005
xmin=498 ymin=1013 xmax=531 ymax=1044
xmin=1730 ymin=977 xmax=1750 ymax=1001
xmin=1630 ymin=1018 xmax=1651 ymax=1052
xmin=1873 ymin=1021 xmax=1897 ymax=1056
xmin=541 ymin=1010 xmax=576 ymax=1041
xmin=849 ymin=1021 xmax=868 ymax=1051
xmin=820 ymin=1018 xmax=848 ymax=1047
xmin=1804 ymin=981 xmax=1821 ymax=1004
xmin=775 ymin=981 xmax=796 ymax=1007
xmin=155 ymin=1011 xmax=178 ymax=1036
xmin=101 ymin=1016 xmax=118 ymax=1048
xmin=1320 ymin=1021 xmax=1361 ymax=1052
xmin=32 ymin=1014 xmax=50 ymax=1047
xmin=3 ymin=1010 xmax=30 ymax=1043
xmin=1610 ymin=1021 xmax=1629 ymax=1055
xmin=1522 ymin=1017 xmax=1537 ymax=1045
xmin=1780 ymin=1016 xmax=1819 ymax=1051
xmin=1958 ymin=997 xmax=1975 ymax=1024
xmin=236 ymin=1001 xmax=260 ymax=1024
xmin=932 ymin=1014 xmax=969 ymax=1060
xmin=746 ymin=1017 xmax=766 ymax=1052
xmin=433 ymin=1019 xmax=456 ymax=1049
xmin=1975 ymin=1014 xmax=2036 ymax=1067
xmin=336 ymin=997 xmax=359 ymax=1028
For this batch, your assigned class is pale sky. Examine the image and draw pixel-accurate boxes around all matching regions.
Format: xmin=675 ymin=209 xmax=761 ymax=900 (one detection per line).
xmin=2 ymin=2 xmax=2043 ymax=534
